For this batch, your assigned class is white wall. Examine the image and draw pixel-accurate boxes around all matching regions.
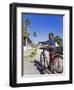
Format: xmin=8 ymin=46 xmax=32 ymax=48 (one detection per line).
xmin=0 ymin=0 xmax=74 ymax=89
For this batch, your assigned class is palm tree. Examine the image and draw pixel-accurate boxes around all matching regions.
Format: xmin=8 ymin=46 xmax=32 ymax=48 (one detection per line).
xmin=23 ymin=18 xmax=31 ymax=46
xmin=25 ymin=18 xmax=31 ymax=27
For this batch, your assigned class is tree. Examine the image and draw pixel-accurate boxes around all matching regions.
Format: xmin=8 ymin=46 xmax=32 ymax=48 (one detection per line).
xmin=54 ymin=36 xmax=63 ymax=46
xmin=23 ymin=18 xmax=31 ymax=46
xmin=25 ymin=18 xmax=31 ymax=27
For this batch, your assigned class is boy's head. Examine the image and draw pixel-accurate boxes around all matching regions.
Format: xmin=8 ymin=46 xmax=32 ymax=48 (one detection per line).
xmin=48 ymin=33 xmax=54 ymax=39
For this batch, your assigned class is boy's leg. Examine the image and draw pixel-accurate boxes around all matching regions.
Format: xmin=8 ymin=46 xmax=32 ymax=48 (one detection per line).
xmin=48 ymin=52 xmax=56 ymax=70
xmin=50 ymin=52 xmax=56 ymax=64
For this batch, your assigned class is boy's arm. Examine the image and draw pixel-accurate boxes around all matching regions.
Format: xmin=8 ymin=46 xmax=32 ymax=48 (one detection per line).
xmin=38 ymin=41 xmax=48 ymax=45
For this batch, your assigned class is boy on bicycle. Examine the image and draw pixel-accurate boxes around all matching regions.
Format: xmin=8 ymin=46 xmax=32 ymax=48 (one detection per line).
xmin=47 ymin=33 xmax=56 ymax=71
xmin=39 ymin=33 xmax=57 ymax=72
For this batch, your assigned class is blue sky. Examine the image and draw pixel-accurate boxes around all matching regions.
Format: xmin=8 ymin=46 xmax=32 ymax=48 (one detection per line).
xmin=22 ymin=13 xmax=63 ymax=44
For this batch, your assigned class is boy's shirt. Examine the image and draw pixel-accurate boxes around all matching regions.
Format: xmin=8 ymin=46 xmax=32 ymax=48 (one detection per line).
xmin=46 ymin=39 xmax=56 ymax=47
xmin=39 ymin=39 xmax=56 ymax=51
xmin=45 ymin=39 xmax=56 ymax=52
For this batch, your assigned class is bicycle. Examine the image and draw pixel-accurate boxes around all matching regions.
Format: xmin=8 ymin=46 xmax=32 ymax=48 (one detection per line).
xmin=39 ymin=45 xmax=63 ymax=73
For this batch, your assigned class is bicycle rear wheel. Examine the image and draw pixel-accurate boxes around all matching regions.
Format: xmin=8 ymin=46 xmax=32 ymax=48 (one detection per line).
xmin=50 ymin=55 xmax=63 ymax=73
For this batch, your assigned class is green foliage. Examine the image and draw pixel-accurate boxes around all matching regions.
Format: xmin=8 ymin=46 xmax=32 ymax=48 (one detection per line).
xmin=54 ymin=36 xmax=63 ymax=46
xmin=30 ymin=47 xmax=37 ymax=59
xmin=24 ymin=46 xmax=37 ymax=61
xmin=23 ymin=28 xmax=29 ymax=38
xmin=23 ymin=18 xmax=31 ymax=38
xmin=25 ymin=18 xmax=31 ymax=26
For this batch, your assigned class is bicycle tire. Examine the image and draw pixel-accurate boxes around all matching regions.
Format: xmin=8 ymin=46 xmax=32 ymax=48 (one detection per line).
xmin=54 ymin=55 xmax=63 ymax=73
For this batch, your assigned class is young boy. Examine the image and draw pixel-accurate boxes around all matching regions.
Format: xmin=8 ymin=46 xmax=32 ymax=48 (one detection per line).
xmin=39 ymin=33 xmax=56 ymax=71
xmin=48 ymin=33 xmax=56 ymax=63
xmin=47 ymin=33 xmax=56 ymax=71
